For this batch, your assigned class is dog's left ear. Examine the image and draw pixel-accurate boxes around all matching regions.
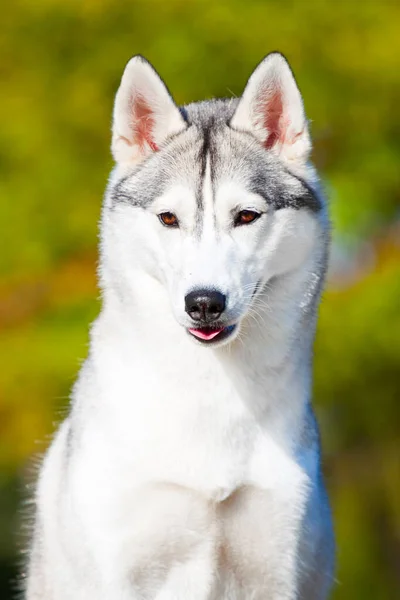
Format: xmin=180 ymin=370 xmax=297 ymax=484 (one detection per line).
xmin=112 ymin=56 xmax=186 ymax=165
xmin=231 ymin=53 xmax=311 ymax=165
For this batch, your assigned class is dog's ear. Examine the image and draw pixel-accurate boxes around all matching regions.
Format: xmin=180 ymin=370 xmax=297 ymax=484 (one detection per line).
xmin=112 ymin=56 xmax=186 ymax=165
xmin=231 ymin=53 xmax=311 ymax=166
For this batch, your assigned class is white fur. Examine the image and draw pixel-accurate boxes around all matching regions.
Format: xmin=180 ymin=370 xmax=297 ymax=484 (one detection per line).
xmin=26 ymin=54 xmax=334 ymax=600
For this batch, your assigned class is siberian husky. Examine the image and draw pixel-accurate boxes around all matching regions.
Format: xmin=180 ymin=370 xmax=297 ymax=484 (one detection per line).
xmin=25 ymin=52 xmax=334 ymax=599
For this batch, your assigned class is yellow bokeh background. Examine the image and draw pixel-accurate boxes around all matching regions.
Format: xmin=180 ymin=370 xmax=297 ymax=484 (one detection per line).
xmin=1 ymin=1 xmax=399 ymax=597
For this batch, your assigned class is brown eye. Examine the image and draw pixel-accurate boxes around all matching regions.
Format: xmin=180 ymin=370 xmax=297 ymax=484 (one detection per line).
xmin=234 ymin=210 xmax=261 ymax=226
xmin=158 ymin=212 xmax=179 ymax=228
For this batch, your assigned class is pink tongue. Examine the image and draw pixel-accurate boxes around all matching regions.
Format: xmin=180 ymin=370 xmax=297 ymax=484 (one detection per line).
xmin=189 ymin=327 xmax=224 ymax=341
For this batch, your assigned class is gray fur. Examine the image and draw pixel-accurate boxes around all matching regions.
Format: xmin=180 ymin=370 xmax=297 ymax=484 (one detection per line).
xmin=111 ymin=99 xmax=322 ymax=223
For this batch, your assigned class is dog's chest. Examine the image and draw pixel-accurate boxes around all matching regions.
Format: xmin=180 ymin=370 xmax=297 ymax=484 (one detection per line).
xmin=74 ymin=355 xmax=309 ymax=595
xmin=81 ymin=456 xmax=306 ymax=600
xmin=75 ymin=423 xmax=307 ymax=598
xmin=96 ymin=352 xmax=303 ymax=498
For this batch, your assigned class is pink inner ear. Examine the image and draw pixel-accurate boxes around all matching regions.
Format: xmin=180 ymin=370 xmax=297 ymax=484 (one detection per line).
xmin=131 ymin=94 xmax=159 ymax=152
xmin=260 ymin=90 xmax=288 ymax=150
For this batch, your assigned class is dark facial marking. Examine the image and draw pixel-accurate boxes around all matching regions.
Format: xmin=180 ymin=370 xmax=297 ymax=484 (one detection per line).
xmin=249 ymin=167 xmax=322 ymax=213
xmin=193 ymin=121 xmax=215 ymax=235
xmin=110 ymin=176 xmax=134 ymax=207
xmin=110 ymin=165 xmax=168 ymax=210
xmin=283 ymin=169 xmax=323 ymax=212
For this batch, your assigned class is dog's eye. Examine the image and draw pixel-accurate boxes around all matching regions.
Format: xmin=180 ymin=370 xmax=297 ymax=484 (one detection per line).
xmin=234 ymin=210 xmax=261 ymax=226
xmin=158 ymin=212 xmax=179 ymax=228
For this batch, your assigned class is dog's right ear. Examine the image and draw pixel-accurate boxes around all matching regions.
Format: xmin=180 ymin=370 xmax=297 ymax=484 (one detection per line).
xmin=111 ymin=56 xmax=186 ymax=165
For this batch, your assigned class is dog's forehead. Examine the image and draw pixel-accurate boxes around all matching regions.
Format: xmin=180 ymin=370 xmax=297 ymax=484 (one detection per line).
xmin=111 ymin=99 xmax=320 ymax=212
xmin=164 ymin=126 xmax=318 ymax=214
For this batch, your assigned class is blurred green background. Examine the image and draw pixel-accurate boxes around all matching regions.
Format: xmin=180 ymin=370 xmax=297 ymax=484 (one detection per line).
xmin=1 ymin=0 xmax=399 ymax=598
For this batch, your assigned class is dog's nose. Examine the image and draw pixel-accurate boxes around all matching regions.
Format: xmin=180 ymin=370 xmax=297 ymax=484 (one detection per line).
xmin=185 ymin=289 xmax=226 ymax=322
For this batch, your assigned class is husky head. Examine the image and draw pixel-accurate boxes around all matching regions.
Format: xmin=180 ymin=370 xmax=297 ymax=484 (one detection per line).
xmin=101 ymin=53 xmax=328 ymax=347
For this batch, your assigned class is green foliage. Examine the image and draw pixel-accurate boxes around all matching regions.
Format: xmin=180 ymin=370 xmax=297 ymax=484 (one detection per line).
xmin=1 ymin=1 xmax=399 ymax=598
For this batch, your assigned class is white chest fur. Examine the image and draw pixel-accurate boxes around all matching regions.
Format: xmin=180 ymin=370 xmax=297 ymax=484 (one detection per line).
xmin=62 ymin=310 xmax=312 ymax=599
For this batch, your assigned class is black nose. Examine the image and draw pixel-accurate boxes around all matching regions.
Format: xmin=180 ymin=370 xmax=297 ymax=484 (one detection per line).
xmin=185 ymin=289 xmax=226 ymax=322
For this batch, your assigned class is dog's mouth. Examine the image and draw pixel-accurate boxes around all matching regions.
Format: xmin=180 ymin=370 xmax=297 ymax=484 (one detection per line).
xmin=187 ymin=325 xmax=236 ymax=345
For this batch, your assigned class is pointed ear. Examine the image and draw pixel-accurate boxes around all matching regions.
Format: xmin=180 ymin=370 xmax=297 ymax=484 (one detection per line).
xmin=231 ymin=53 xmax=311 ymax=165
xmin=111 ymin=56 xmax=186 ymax=165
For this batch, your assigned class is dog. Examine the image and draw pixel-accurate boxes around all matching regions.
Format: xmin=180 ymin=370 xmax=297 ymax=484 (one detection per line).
xmin=24 ymin=52 xmax=334 ymax=599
